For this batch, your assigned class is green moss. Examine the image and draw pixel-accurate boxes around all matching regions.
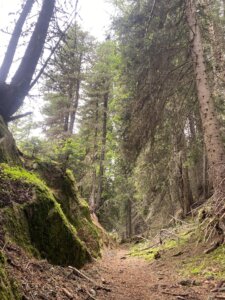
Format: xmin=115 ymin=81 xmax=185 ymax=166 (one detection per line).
xmin=65 ymin=169 xmax=76 ymax=185
xmin=1 ymin=164 xmax=91 ymax=267
xmin=183 ymin=245 xmax=225 ymax=279
xmin=1 ymin=162 xmax=102 ymax=265
xmin=25 ymin=188 xmax=91 ymax=267
xmin=74 ymin=216 xmax=101 ymax=258
xmin=40 ymin=166 xmax=102 ymax=258
xmin=0 ymin=163 xmax=45 ymax=189
xmin=0 ymin=251 xmax=21 ymax=300
xmin=79 ymin=198 xmax=91 ymax=221
xmin=130 ymin=243 xmax=161 ymax=261
xmin=3 ymin=205 xmax=39 ymax=257
xmin=130 ymin=229 xmax=192 ymax=262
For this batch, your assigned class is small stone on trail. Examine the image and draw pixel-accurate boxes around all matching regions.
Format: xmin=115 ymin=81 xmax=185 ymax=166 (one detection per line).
xmin=120 ymin=256 xmax=127 ymax=260
xmin=160 ymin=284 xmax=167 ymax=289
xmin=154 ymin=251 xmax=161 ymax=259
xmin=101 ymin=277 xmax=106 ymax=284
xmin=179 ymin=279 xmax=194 ymax=286
xmin=206 ymin=275 xmax=215 ymax=281
xmin=89 ymin=289 xmax=97 ymax=297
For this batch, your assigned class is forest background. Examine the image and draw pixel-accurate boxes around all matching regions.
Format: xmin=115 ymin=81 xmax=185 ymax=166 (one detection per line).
xmin=2 ymin=0 xmax=225 ymax=240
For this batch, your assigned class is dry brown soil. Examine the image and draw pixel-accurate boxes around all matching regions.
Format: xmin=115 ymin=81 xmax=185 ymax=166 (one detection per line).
xmin=5 ymin=243 xmax=225 ymax=300
xmin=87 ymin=247 xmax=223 ymax=300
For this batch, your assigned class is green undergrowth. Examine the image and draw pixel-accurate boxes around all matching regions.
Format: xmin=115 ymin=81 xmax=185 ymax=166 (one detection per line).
xmin=130 ymin=229 xmax=192 ymax=261
xmin=0 ymin=163 xmax=92 ymax=268
xmin=130 ymin=220 xmax=225 ymax=280
xmin=182 ymin=244 xmax=225 ymax=279
xmin=0 ymin=251 xmax=21 ymax=300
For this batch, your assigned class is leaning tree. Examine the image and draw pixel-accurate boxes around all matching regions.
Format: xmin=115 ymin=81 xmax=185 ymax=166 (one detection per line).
xmin=0 ymin=0 xmax=56 ymax=123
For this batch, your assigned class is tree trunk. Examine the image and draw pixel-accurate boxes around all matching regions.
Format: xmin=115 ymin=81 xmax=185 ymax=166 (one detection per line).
xmin=0 ymin=116 xmax=21 ymax=165
xmin=182 ymin=151 xmax=193 ymax=214
xmin=96 ymin=87 xmax=109 ymax=211
xmin=126 ymin=199 xmax=132 ymax=238
xmin=0 ymin=0 xmax=35 ymax=82
xmin=203 ymin=145 xmax=209 ymax=199
xmin=188 ymin=113 xmax=201 ymax=201
xmin=68 ymin=54 xmax=82 ymax=134
xmin=185 ymin=0 xmax=225 ymax=192
xmin=63 ymin=113 xmax=69 ymax=132
xmin=0 ymin=0 xmax=55 ymax=121
xmin=68 ymin=79 xmax=80 ymax=134
xmin=89 ymin=99 xmax=99 ymax=212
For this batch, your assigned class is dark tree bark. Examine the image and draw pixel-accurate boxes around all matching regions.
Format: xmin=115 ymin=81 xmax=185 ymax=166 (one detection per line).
xmin=0 ymin=0 xmax=35 ymax=82
xmin=182 ymin=152 xmax=193 ymax=214
xmin=0 ymin=0 xmax=56 ymax=122
xmin=63 ymin=114 xmax=69 ymax=132
xmin=203 ymin=145 xmax=209 ymax=199
xmin=89 ymin=98 xmax=99 ymax=212
xmin=126 ymin=199 xmax=132 ymax=238
xmin=96 ymin=86 xmax=109 ymax=211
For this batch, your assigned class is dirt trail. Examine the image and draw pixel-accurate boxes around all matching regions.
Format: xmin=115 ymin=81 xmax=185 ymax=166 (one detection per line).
xmin=87 ymin=248 xmax=218 ymax=300
xmin=5 ymin=243 xmax=223 ymax=299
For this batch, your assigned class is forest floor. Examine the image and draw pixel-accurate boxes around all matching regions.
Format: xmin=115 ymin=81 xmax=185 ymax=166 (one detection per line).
xmin=87 ymin=246 xmax=222 ymax=300
xmin=5 ymin=241 xmax=225 ymax=300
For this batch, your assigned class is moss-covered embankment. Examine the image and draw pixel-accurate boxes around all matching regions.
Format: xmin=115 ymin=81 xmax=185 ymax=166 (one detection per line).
xmin=0 ymin=163 xmax=96 ymax=267
xmin=33 ymin=161 xmax=102 ymax=257
xmin=0 ymin=251 xmax=20 ymax=300
xmin=129 ymin=220 xmax=225 ymax=280
xmin=0 ymin=161 xmax=104 ymax=298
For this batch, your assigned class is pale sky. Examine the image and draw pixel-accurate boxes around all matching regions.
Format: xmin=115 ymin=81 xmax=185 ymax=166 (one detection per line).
xmin=0 ymin=0 xmax=113 ymax=41
xmin=78 ymin=0 xmax=113 ymax=39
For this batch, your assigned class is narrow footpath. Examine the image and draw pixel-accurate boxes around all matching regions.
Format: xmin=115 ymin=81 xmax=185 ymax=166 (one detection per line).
xmin=86 ymin=248 xmax=220 ymax=300
xmin=5 ymin=242 xmax=225 ymax=299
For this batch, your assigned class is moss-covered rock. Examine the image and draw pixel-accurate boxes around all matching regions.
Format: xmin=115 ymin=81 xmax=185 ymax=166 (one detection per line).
xmin=0 ymin=164 xmax=91 ymax=267
xmin=35 ymin=162 xmax=102 ymax=257
xmin=0 ymin=251 xmax=21 ymax=300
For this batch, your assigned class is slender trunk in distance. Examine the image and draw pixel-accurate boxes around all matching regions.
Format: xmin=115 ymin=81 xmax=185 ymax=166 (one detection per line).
xmin=96 ymin=87 xmax=109 ymax=211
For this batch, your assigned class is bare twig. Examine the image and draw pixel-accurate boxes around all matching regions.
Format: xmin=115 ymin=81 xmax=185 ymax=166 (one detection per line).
xmin=204 ymin=241 xmax=222 ymax=254
xmin=161 ymin=291 xmax=189 ymax=297
xmin=68 ymin=266 xmax=111 ymax=292
xmin=85 ymin=291 xmax=96 ymax=300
